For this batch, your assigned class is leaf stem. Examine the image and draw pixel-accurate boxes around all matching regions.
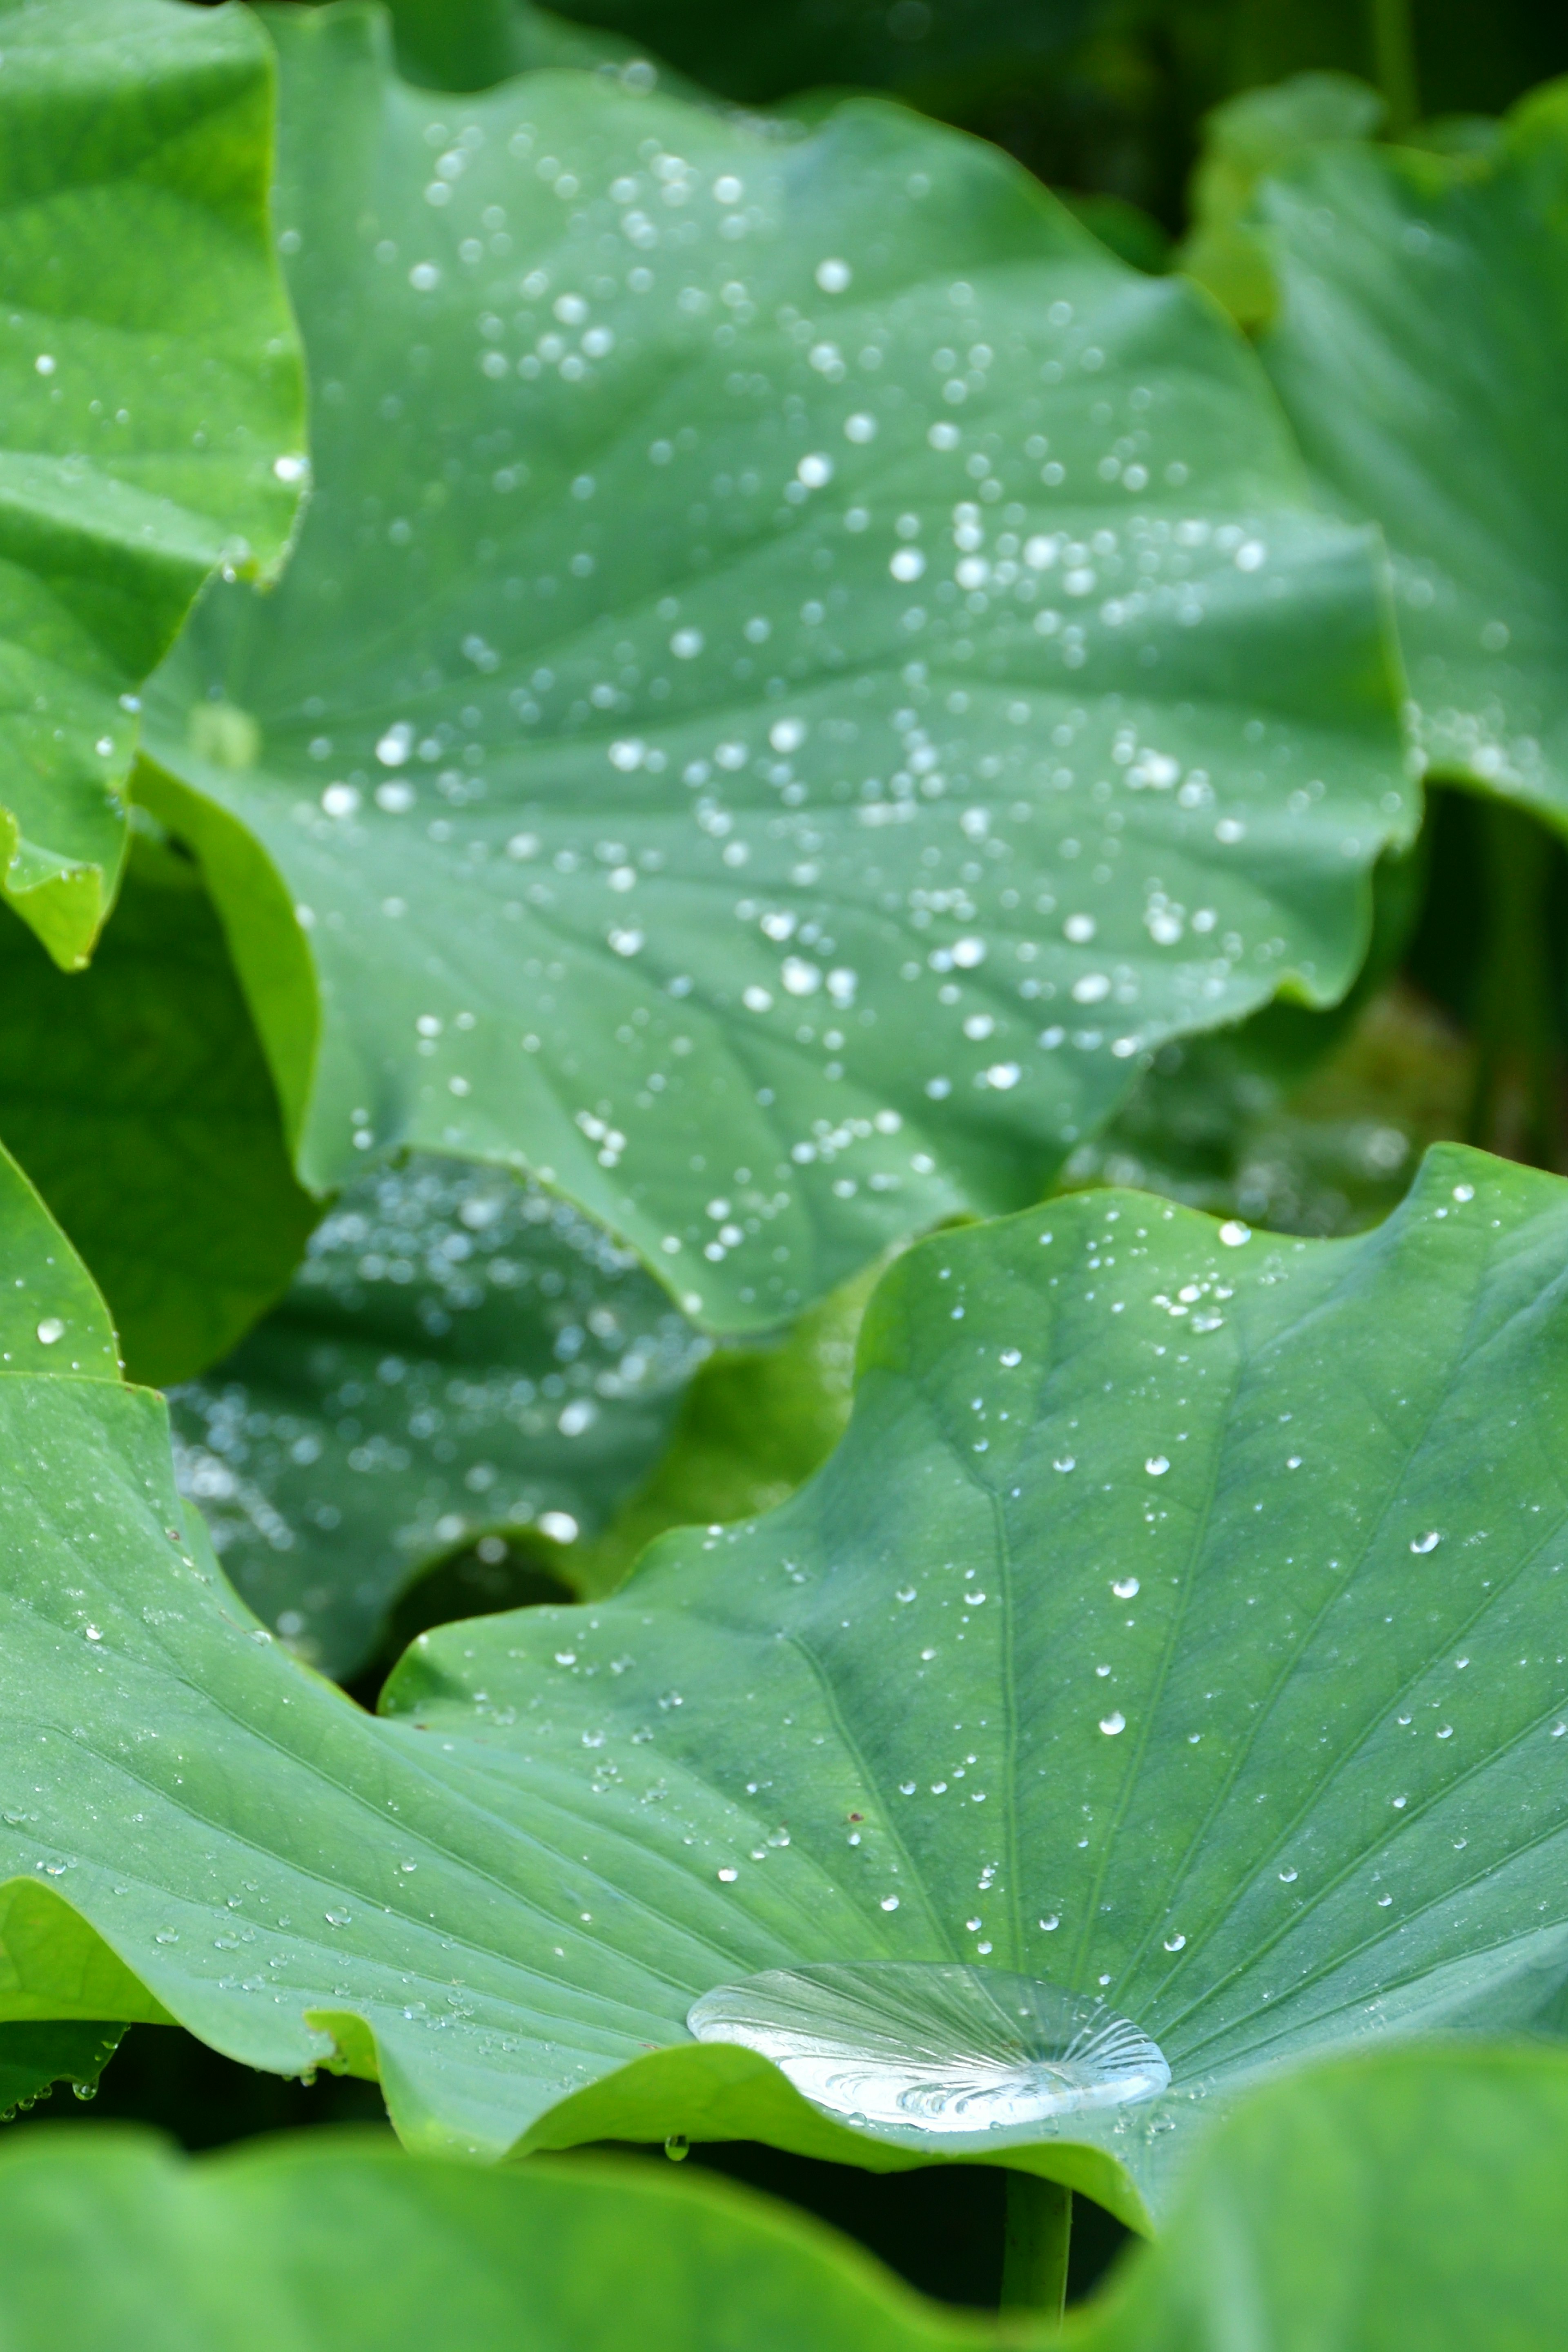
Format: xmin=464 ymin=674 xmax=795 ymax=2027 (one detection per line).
xmin=1370 ymin=0 xmax=1419 ymax=137
xmin=1466 ymin=796 xmax=1565 ymax=1170
xmin=1000 ymin=2173 xmax=1071 ymax=2317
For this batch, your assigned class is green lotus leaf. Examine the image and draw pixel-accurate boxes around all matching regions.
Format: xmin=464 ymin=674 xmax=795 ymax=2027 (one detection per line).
xmin=0 ymin=1148 xmax=119 ymax=1376
xmin=139 ymin=1 xmax=1409 ymax=1334
xmin=168 ymin=1154 xmax=706 ymax=1677
xmin=0 ymin=2023 xmax=124 ymax=2120
xmin=1256 ymin=87 xmax=1568 ymax=818
xmin=0 ymin=2130 xmax=990 ymax=2352
xmin=1177 ymin=71 xmax=1384 ymax=330
xmin=0 ymin=0 xmax=306 ymax=971
xmin=0 ymin=831 xmax=314 ymax=1387
xmin=5 ymin=1142 xmax=1568 ymax=2224
xmin=1089 ymin=2046 xmax=1568 ymax=2351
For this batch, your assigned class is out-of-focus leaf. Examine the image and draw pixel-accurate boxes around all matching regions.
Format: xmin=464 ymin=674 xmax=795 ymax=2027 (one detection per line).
xmin=1060 ymin=980 xmax=1470 ymax=1241
xmin=169 ymin=1156 xmax=706 ymax=1676
xmin=1178 ymin=71 xmax=1384 ymax=327
xmin=1258 ymin=87 xmax=1568 ymax=820
xmin=1058 ymin=837 xmax=1459 ymax=1238
xmin=0 ymin=832 xmax=314 ymax=1386
xmin=383 ymin=0 xmax=698 ymax=95
xmin=524 ymin=0 xmax=1093 ymax=110
xmin=0 ymin=0 xmax=305 ymax=969
xmin=0 ymin=2129 xmax=991 ymax=2352
xmin=1087 ymin=2046 xmax=1568 ymax=2352
xmin=1056 ymin=194 xmax=1170 ymax=276
xmin=141 ymin=3 xmax=1409 ymax=1334
xmin=558 ymin=1255 xmax=874 ymax=1600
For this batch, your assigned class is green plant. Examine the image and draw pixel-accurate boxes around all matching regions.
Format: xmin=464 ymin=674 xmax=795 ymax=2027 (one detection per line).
xmin=4 ymin=0 xmax=1568 ymax=2340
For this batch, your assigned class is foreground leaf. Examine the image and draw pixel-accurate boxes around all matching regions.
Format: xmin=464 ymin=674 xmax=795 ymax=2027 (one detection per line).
xmin=2 ymin=2048 xmax=1562 ymax=2347
xmin=0 ymin=833 xmax=314 ymax=1386
xmin=1257 ymin=87 xmax=1568 ymax=818
xmin=1087 ymin=2046 xmax=1568 ymax=2351
xmin=5 ymin=1146 xmax=1568 ymax=2219
xmin=140 ymin=2 xmax=1408 ymax=1332
xmin=0 ymin=2130 xmax=987 ymax=2352
xmin=0 ymin=0 xmax=306 ymax=969
xmin=168 ymin=1155 xmax=706 ymax=1676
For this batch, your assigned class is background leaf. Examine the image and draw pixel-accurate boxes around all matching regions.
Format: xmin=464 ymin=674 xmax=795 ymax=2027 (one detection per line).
xmin=1176 ymin=69 xmax=1384 ymax=327
xmin=555 ymin=1253 xmax=874 ymax=1602
xmin=7 ymin=1146 xmax=1568 ymax=2222
xmin=511 ymin=0 xmax=1095 ymax=111
xmin=0 ymin=0 xmax=306 ymax=969
xmin=140 ymin=1 xmax=1409 ymax=1333
xmin=381 ymin=0 xmax=700 ymax=94
xmin=0 ymin=2025 xmax=124 ymax=2122
xmin=0 ymin=831 xmax=314 ymax=1386
xmin=168 ymin=1154 xmax=706 ymax=1676
xmin=1256 ymin=89 xmax=1568 ymax=819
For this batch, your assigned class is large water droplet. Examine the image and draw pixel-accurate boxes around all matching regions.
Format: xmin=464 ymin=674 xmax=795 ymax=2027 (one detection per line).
xmin=685 ymin=1963 xmax=1168 ymax=2146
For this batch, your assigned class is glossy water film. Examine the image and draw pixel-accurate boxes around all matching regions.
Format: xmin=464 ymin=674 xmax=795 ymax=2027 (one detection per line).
xmin=686 ymin=1962 xmax=1168 ymax=2145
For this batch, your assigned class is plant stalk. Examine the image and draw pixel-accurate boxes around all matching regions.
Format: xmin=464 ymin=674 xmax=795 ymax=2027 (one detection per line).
xmin=1467 ymin=797 xmax=1565 ymax=1171
xmin=1370 ymin=0 xmax=1419 ymax=137
xmin=1000 ymin=2174 xmax=1071 ymax=2319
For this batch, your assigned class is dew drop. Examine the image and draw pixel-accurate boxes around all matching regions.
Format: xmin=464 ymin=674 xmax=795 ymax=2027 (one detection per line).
xmin=687 ymin=1964 xmax=1167 ymax=2143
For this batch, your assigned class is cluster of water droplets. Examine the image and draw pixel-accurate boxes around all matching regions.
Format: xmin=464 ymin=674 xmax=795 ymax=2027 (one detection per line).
xmin=151 ymin=56 xmax=1405 ymax=1329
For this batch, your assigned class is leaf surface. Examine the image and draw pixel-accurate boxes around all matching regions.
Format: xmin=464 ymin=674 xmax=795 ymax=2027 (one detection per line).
xmin=169 ymin=1155 xmax=705 ymax=1676
xmin=0 ymin=2024 xmax=124 ymax=2119
xmin=0 ymin=0 xmax=305 ymax=968
xmin=1257 ymin=91 xmax=1568 ymax=820
xmin=0 ymin=834 xmax=314 ymax=1386
xmin=140 ymin=2 xmax=1408 ymax=1331
xmin=6 ymin=1147 xmax=1568 ymax=2219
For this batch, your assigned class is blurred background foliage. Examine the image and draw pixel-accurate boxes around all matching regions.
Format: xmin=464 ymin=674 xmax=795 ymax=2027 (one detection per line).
xmin=389 ymin=0 xmax=1568 ymax=238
